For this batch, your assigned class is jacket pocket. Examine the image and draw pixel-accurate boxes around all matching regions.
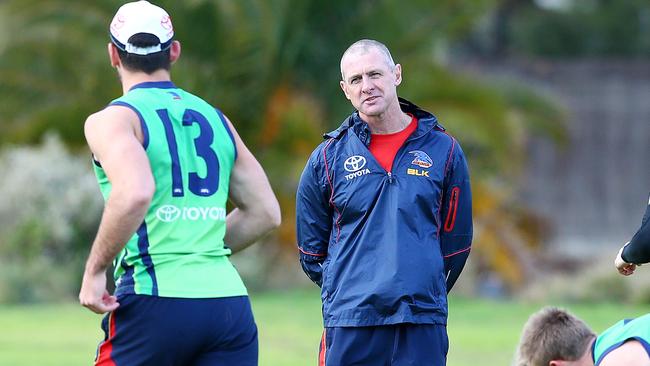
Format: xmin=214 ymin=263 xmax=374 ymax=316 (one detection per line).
xmin=443 ymin=186 xmax=460 ymax=232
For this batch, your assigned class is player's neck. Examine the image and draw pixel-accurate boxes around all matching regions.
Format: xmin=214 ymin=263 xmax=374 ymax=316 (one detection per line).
xmin=120 ymin=69 xmax=173 ymax=94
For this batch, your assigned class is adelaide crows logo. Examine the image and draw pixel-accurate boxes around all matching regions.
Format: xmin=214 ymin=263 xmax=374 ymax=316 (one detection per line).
xmin=408 ymin=151 xmax=433 ymax=168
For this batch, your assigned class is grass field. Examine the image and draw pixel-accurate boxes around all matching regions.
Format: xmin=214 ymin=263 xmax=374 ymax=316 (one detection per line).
xmin=1 ymin=288 xmax=649 ymax=365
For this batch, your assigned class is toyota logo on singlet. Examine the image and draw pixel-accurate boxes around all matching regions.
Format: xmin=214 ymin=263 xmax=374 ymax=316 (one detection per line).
xmin=156 ymin=205 xmax=181 ymax=222
xmin=344 ymin=155 xmax=367 ymax=172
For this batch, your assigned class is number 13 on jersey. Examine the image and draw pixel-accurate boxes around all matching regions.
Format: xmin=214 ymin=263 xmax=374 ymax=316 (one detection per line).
xmin=157 ymin=108 xmax=220 ymax=197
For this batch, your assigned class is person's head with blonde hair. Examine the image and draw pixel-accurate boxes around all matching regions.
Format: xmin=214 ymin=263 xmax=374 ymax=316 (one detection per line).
xmin=516 ymin=307 xmax=596 ymax=366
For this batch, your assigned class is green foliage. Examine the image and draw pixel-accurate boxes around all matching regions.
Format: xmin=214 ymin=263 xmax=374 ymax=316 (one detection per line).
xmin=510 ymin=0 xmax=650 ymax=57
xmin=0 ymin=1 xmax=121 ymax=146
xmin=523 ymin=259 xmax=650 ymax=306
xmin=0 ymin=135 xmax=103 ymax=302
xmin=0 ymin=256 xmax=83 ymax=303
xmin=0 ymin=0 xmax=503 ymax=146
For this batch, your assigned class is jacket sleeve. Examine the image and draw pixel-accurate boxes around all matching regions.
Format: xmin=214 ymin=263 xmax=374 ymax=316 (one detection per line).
xmin=296 ymin=148 xmax=332 ymax=287
xmin=440 ymin=141 xmax=473 ymax=293
xmin=622 ymin=194 xmax=650 ymax=264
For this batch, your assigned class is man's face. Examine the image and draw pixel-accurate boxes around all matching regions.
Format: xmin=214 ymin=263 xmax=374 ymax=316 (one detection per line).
xmin=339 ymin=47 xmax=402 ymax=120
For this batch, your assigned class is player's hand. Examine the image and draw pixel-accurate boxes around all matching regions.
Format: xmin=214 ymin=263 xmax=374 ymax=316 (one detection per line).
xmin=79 ymin=271 xmax=119 ymax=314
xmin=615 ymin=243 xmax=638 ymax=276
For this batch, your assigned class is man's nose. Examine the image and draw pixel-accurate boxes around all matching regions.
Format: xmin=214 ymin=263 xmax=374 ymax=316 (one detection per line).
xmin=361 ymin=76 xmax=374 ymax=93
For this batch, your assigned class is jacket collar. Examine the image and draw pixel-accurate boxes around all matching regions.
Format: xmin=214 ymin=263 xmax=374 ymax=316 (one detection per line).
xmin=324 ymin=97 xmax=442 ymax=145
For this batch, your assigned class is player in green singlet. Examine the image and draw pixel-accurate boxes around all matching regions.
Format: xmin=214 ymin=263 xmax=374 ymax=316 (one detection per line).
xmin=78 ymin=1 xmax=281 ymax=365
xmin=516 ymin=307 xmax=650 ymax=366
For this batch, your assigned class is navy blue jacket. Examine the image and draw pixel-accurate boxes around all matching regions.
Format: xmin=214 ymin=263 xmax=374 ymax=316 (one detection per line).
xmin=296 ymin=98 xmax=473 ymax=327
xmin=622 ymin=194 xmax=650 ymax=264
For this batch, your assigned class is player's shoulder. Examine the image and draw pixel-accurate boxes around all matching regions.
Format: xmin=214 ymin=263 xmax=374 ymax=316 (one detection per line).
xmin=598 ymin=339 xmax=650 ymax=366
xmin=89 ymin=104 xmax=139 ymax=121
xmin=84 ymin=105 xmax=140 ymax=133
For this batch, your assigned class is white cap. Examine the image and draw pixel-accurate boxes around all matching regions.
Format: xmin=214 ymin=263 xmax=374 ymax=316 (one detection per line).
xmin=109 ymin=1 xmax=174 ymax=55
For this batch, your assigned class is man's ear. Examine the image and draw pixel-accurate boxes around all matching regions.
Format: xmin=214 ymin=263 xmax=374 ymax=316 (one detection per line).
xmin=108 ymin=43 xmax=120 ymax=68
xmin=394 ymin=63 xmax=402 ymax=86
xmin=340 ymin=80 xmax=351 ymax=101
xmin=169 ymin=40 xmax=181 ymax=64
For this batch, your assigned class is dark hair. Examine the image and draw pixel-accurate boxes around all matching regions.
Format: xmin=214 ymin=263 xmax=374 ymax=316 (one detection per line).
xmin=116 ymin=33 xmax=171 ymax=74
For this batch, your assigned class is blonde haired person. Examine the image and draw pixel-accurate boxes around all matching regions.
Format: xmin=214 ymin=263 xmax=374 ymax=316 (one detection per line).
xmin=516 ymin=307 xmax=650 ymax=366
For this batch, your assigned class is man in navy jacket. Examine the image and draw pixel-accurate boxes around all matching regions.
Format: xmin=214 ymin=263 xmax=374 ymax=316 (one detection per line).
xmin=296 ymin=39 xmax=473 ymax=365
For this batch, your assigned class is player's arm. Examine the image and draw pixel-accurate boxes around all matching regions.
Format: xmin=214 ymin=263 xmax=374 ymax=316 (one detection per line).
xmin=616 ymin=196 xmax=650 ymax=275
xmin=440 ymin=141 xmax=473 ymax=293
xmin=79 ymin=106 xmax=155 ymax=314
xmin=599 ymin=339 xmax=650 ymax=366
xmin=222 ymin=115 xmax=281 ymax=254
xmin=296 ymin=147 xmax=332 ymax=287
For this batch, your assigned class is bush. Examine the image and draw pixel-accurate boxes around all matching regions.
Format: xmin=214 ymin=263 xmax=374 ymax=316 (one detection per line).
xmin=520 ymin=255 xmax=650 ymax=305
xmin=0 ymin=135 xmax=102 ymax=303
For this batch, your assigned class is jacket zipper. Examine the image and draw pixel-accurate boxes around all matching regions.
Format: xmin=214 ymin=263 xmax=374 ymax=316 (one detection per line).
xmin=363 ymin=119 xmax=435 ymax=184
xmin=386 ymin=128 xmax=430 ymax=183
xmin=443 ymin=187 xmax=460 ymax=232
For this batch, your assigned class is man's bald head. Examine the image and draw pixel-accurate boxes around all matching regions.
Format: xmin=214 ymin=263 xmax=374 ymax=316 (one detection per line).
xmin=340 ymin=39 xmax=396 ymax=80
